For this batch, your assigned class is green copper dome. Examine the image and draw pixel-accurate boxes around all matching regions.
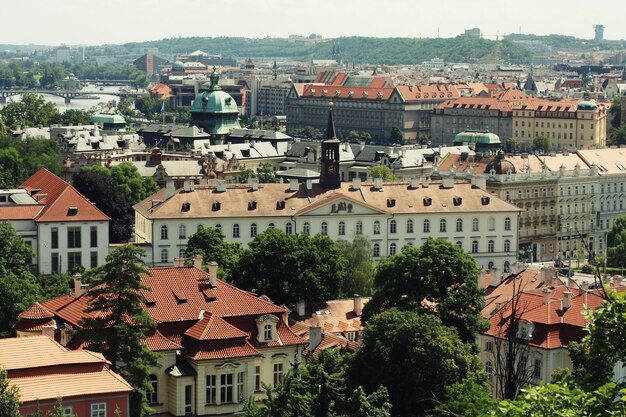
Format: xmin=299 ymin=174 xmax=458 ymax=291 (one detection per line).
xmin=577 ymin=100 xmax=598 ymax=110
xmin=453 ymin=131 xmax=501 ymax=144
xmin=190 ymin=68 xmax=241 ymax=135
xmin=172 ymin=60 xmax=185 ymax=72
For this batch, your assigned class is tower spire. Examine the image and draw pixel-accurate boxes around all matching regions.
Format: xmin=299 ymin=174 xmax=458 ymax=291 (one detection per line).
xmin=325 ymin=101 xmax=337 ymax=139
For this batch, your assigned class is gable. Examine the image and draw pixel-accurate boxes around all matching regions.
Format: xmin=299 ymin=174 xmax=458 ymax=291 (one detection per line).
xmin=296 ymin=194 xmax=386 ymax=217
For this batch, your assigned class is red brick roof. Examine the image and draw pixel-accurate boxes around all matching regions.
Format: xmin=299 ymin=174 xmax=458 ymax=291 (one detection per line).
xmin=20 ymin=168 xmax=110 ymax=223
xmin=185 ymin=338 xmax=261 ymax=360
xmin=301 ymin=85 xmax=395 ymax=101
xmin=436 ymin=96 xmax=512 ymax=112
xmin=143 ymin=329 xmax=182 ymax=351
xmin=184 ymin=313 xmax=248 ymax=341
xmin=19 ymin=302 xmax=54 ymax=319
xmin=395 ymin=84 xmax=460 ymax=101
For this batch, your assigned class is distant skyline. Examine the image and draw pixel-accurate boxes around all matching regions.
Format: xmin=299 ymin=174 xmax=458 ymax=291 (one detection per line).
xmin=3 ymin=0 xmax=626 ymax=46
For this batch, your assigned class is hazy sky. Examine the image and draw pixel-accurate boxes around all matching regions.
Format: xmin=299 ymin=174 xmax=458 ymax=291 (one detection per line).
xmin=5 ymin=0 xmax=625 ymax=46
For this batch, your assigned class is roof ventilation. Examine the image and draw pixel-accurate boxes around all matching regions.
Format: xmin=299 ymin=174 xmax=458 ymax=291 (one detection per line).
xmin=423 ymin=197 xmax=432 ymax=206
xmin=248 ymin=201 xmax=257 ymax=211
xmin=453 ymin=197 xmax=462 ymax=206
xmin=387 ymin=198 xmax=396 ymax=207
xmin=481 ymin=196 xmax=491 ymax=205
xmin=67 ymin=206 xmax=78 ymax=216
xmin=211 ymin=202 xmax=221 ymax=211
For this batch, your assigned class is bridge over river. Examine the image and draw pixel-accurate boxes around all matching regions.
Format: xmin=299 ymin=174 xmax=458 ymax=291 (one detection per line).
xmin=0 ymin=89 xmax=143 ymax=104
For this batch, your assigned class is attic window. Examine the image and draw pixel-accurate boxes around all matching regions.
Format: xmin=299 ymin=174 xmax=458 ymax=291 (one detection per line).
xmin=212 ymin=202 xmax=221 ymax=211
xmin=387 ymin=198 xmax=396 ymax=207
xmin=276 ymin=201 xmax=286 ymax=210
xmin=362 ymin=91 xmax=368 ymax=98
xmin=453 ymin=197 xmax=462 ymax=206
xmin=67 ymin=206 xmax=78 ymax=216
xmin=348 ymin=91 xmax=354 ymax=97
xmin=248 ymin=201 xmax=257 ymax=211
xmin=481 ymin=196 xmax=491 ymax=205
xmin=181 ymin=202 xmax=191 ymax=212
xmin=423 ymin=198 xmax=432 ymax=206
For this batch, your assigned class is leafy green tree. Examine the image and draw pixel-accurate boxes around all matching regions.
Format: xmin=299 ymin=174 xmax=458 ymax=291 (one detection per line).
xmin=78 ymin=244 xmax=159 ymax=417
xmin=369 ymin=165 xmax=395 ymax=181
xmin=256 ymin=162 xmax=279 ymax=183
xmin=185 ymin=227 xmax=243 ymax=278
xmin=47 ymin=397 xmax=75 ymax=417
xmin=176 ymin=106 xmax=191 ymax=124
xmin=389 ymin=126 xmax=403 ymax=144
xmin=433 ymin=378 xmax=496 ymax=417
xmin=291 ymin=126 xmax=321 ymax=139
xmin=35 ymin=273 xmax=73 ymax=300
xmin=360 ymin=131 xmax=373 ymax=144
xmin=609 ymin=96 xmax=622 ymax=129
xmin=59 ymin=109 xmax=91 ymax=126
xmin=349 ymin=309 xmax=483 ymax=417
xmin=608 ymin=123 xmax=626 ymax=147
xmin=417 ymin=133 xmax=429 ymax=145
xmin=0 ymin=368 xmax=21 ymax=417
xmin=238 ymin=166 xmax=257 ymax=183
xmin=234 ymin=228 xmax=346 ymax=305
xmin=0 ymin=146 xmax=23 ymax=188
xmin=134 ymin=94 xmax=165 ymax=120
xmin=117 ymin=97 xmax=135 ymax=117
xmin=532 ymin=134 xmax=553 ymax=154
xmin=506 ymin=138 xmax=521 ymax=153
xmin=108 ymin=163 xmax=159 ymax=206
xmin=347 ymin=130 xmax=361 ymax=143
xmin=606 ymin=214 xmax=626 ymax=268
xmin=336 ymin=235 xmax=375 ymax=296
xmin=17 ymin=137 xmax=62 ymax=179
xmin=362 ymin=238 xmax=489 ymax=343
xmin=0 ymin=221 xmax=40 ymax=336
xmin=0 ymin=93 xmax=61 ymax=129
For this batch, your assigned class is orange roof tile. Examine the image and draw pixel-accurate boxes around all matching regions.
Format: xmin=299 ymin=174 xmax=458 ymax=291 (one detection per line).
xmin=185 ymin=338 xmax=261 ymax=360
xmin=19 ymin=302 xmax=54 ymax=319
xmin=184 ymin=313 xmax=248 ymax=340
xmin=0 ymin=205 xmax=43 ymax=220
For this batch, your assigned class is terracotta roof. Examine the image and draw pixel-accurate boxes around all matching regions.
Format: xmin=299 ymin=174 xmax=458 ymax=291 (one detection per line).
xmin=20 ymin=168 xmax=110 ymax=223
xmin=0 ymin=205 xmax=43 ymax=220
xmin=12 ymin=318 xmax=55 ymax=332
xmin=512 ymin=99 xmax=579 ymax=112
xmin=143 ymin=329 xmax=182 ymax=351
xmin=395 ymin=84 xmax=460 ymax=101
xmin=291 ymin=298 xmax=370 ymax=335
xmin=19 ymin=302 xmax=54 ymax=319
xmin=185 ymin=338 xmax=261 ymax=360
xmin=577 ymin=148 xmax=626 ymax=175
xmin=301 ymin=84 xmax=395 ymax=101
xmin=184 ymin=313 xmax=248 ymax=340
xmin=436 ymin=96 xmax=512 ymax=112
xmin=438 ymin=153 xmax=496 ymax=174
xmin=302 ymin=332 xmax=358 ymax=358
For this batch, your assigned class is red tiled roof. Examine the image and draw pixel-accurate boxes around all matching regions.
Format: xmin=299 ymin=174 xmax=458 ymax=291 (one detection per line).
xmin=185 ymin=338 xmax=261 ymax=360
xmin=20 ymin=168 xmax=110 ymax=223
xmin=0 ymin=205 xmax=43 ymax=220
xmin=301 ymin=84 xmax=395 ymax=101
xmin=143 ymin=329 xmax=181 ymax=351
xmin=19 ymin=302 xmax=54 ymax=319
xmin=184 ymin=313 xmax=248 ymax=341
xmin=396 ymin=84 xmax=460 ymax=101
xmin=436 ymin=96 xmax=512 ymax=112
xmin=13 ymin=318 xmax=55 ymax=332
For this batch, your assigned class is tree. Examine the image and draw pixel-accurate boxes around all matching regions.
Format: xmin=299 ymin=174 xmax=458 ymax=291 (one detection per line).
xmin=78 ymin=244 xmax=159 ymax=417
xmin=347 ymin=130 xmax=361 ymax=143
xmin=349 ymin=309 xmax=483 ymax=417
xmin=608 ymin=123 xmax=626 ymax=147
xmin=336 ymin=235 xmax=376 ymax=296
xmin=360 ymin=131 xmax=373 ymax=144
xmin=532 ymin=134 xmax=553 ymax=154
xmin=234 ymin=228 xmax=346 ymax=306
xmin=291 ymin=126 xmax=321 ymax=139
xmin=389 ymin=126 xmax=403 ymax=144
xmin=108 ymin=163 xmax=160 ymax=206
xmin=0 ymin=221 xmax=40 ymax=336
xmin=257 ymin=162 xmax=279 ymax=183
xmin=47 ymin=397 xmax=75 ymax=417
xmin=506 ymin=138 xmax=521 ymax=153
xmin=117 ymin=98 xmax=135 ymax=117
xmin=0 ymin=93 xmax=61 ymax=129
xmin=363 ymin=239 xmax=489 ymax=343
xmin=606 ymin=214 xmax=626 ymax=268
xmin=238 ymin=166 xmax=257 ymax=183
xmin=59 ymin=109 xmax=91 ymax=126
xmin=185 ymin=227 xmax=243 ymax=278
xmin=369 ymin=165 xmax=395 ymax=181
xmin=0 ymin=368 xmax=21 ymax=417
xmin=72 ymin=170 xmax=134 ymax=243
xmin=608 ymin=96 xmax=622 ymax=129
xmin=433 ymin=378 xmax=496 ymax=417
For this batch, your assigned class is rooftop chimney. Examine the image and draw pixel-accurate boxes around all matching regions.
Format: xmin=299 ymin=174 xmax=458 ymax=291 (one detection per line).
xmin=563 ymin=291 xmax=573 ymax=309
xmin=289 ymin=178 xmax=299 ymax=192
xmin=373 ymin=177 xmax=383 ymax=190
xmin=540 ymin=267 xmax=548 ymax=284
xmin=478 ymin=270 xmax=487 ymax=289
xmin=353 ymin=294 xmax=363 ymax=316
xmin=173 ymin=258 xmax=185 ymax=268
xmin=542 ymin=287 xmax=552 ymax=304
xmin=216 ymin=180 xmax=227 ymax=192
xmin=41 ymin=324 xmax=55 ymax=340
xmin=208 ymin=261 xmax=218 ymax=287
xmin=166 ymin=180 xmax=175 ymax=199
xmin=442 ymin=177 xmax=454 ymax=189
xmin=581 ymin=281 xmax=589 ymax=291
xmin=250 ymin=178 xmax=259 ymax=191
xmin=194 ymin=255 xmax=203 ymax=269
xmin=352 ymin=177 xmax=362 ymax=190
xmin=305 ymin=179 xmax=313 ymax=190
xmin=309 ymin=325 xmax=323 ymax=353
xmin=410 ymin=178 xmax=420 ymax=189
xmin=296 ymin=299 xmax=305 ymax=317
xmin=198 ymin=309 xmax=205 ymax=320
xmin=73 ymin=273 xmax=88 ymax=298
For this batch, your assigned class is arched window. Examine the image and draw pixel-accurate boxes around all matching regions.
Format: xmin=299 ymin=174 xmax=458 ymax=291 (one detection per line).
xmin=389 ymin=243 xmax=397 ymax=255
xmin=160 ymin=249 xmax=168 ymax=263
xmin=178 ymin=225 xmax=186 ymax=239
xmin=504 ymin=261 xmax=511 ymax=273
xmin=147 ymin=374 xmax=158 ymax=404
xmin=471 ymin=240 xmax=478 ymax=253
xmin=504 ymin=217 xmax=511 ymax=231
xmin=373 ymin=220 xmax=381 ymax=235
xmin=215 ymin=224 xmax=222 ymax=231
xmin=321 ymin=222 xmax=328 ymax=235
xmin=488 ymin=261 xmax=494 ymax=270
xmin=373 ymin=243 xmax=380 ymax=257
xmin=268 ymin=223 xmax=275 ymax=229
xmin=285 ymin=222 xmax=293 ymax=235
xmin=250 ymin=223 xmax=257 ymax=237
xmin=423 ymin=219 xmax=430 ymax=233
xmin=488 ymin=240 xmax=495 ymax=253
xmin=504 ymin=239 xmax=511 ymax=252
xmin=439 ymin=219 xmax=447 ymax=233
xmin=263 ymin=324 xmax=272 ymax=341
xmin=407 ymin=219 xmax=414 ymax=233
xmin=489 ymin=217 xmax=495 ymax=231
xmin=456 ymin=218 xmax=463 ymax=232
xmin=356 ymin=221 xmax=363 ymax=235
xmin=338 ymin=221 xmax=346 ymax=236
xmin=472 ymin=218 xmax=479 ymax=232
xmin=232 ymin=224 xmax=240 ymax=238
xmin=303 ymin=222 xmax=310 ymax=235
xmin=160 ymin=225 xmax=168 ymax=240
xmin=456 ymin=241 xmax=463 ymax=248
xmin=390 ymin=220 xmax=397 ymax=234
xmin=179 ymin=248 xmax=186 ymax=258
xmin=197 ymin=224 xmax=204 ymax=231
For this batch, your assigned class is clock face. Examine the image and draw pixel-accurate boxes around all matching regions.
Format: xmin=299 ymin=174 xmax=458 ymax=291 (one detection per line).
xmin=328 ymin=164 xmax=337 ymax=173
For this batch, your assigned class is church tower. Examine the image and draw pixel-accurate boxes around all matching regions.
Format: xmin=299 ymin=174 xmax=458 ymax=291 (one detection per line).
xmin=320 ymin=102 xmax=341 ymax=189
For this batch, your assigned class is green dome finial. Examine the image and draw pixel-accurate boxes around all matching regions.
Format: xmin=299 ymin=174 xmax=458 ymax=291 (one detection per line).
xmin=209 ymin=67 xmax=221 ymax=92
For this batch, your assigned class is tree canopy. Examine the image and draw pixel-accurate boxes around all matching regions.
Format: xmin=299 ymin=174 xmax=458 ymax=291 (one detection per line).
xmin=606 ymin=214 xmax=626 ymax=268
xmin=335 ymin=235 xmax=376 ymax=296
xmin=0 ymin=134 xmax=61 ymax=188
xmin=363 ymin=238 xmax=489 ymax=343
xmin=0 ymin=93 xmax=60 ymax=129
xmin=185 ymin=227 xmax=243 ymax=278
xmin=0 ymin=368 xmax=21 ymax=417
xmin=532 ymin=134 xmax=553 ymax=154
xmin=369 ymin=165 xmax=395 ymax=181
xmin=389 ymin=127 xmax=404 ymax=144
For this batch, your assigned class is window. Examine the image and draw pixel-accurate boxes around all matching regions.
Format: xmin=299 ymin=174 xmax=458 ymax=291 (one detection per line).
xmin=472 ymin=218 xmax=479 ymax=232
xmin=264 ymin=324 xmax=272 ymax=341
xmin=488 ymin=261 xmax=494 ymax=270
xmin=160 ymin=249 xmax=168 ymax=263
xmin=407 ymin=219 xmax=414 ymax=233
xmin=206 ymin=375 xmax=217 ymax=404
xmin=439 ymin=219 xmax=446 ymax=233
xmin=179 ymin=248 xmax=186 ymax=258
xmin=303 ymin=222 xmax=310 ymax=235
xmin=346 ymin=331 xmax=356 ymax=342
xmin=90 ymin=403 xmax=106 ymax=417
xmin=373 ymin=243 xmax=380 ymax=257
xmin=533 ymin=359 xmax=541 ymax=379
xmin=338 ymin=221 xmax=345 ymax=236
xmin=197 ymin=224 xmax=204 ymax=231
xmin=504 ymin=261 xmax=511 ymax=273
xmin=504 ymin=217 xmax=511 ymax=231
xmin=488 ymin=240 xmax=495 ymax=253
xmin=390 ymin=220 xmax=397 ymax=234
xmin=423 ymin=219 xmax=430 ymax=233
xmin=179 ymin=224 xmax=186 ymax=239
xmin=255 ymin=365 xmax=262 ymax=391
xmin=160 ymin=225 xmax=168 ymax=240
xmin=232 ymin=224 xmax=240 ymax=238
xmin=185 ymin=385 xmax=193 ymax=413
xmin=250 ymin=223 xmax=257 ymax=237
xmin=237 ymin=372 xmax=245 ymax=402
xmin=471 ymin=241 xmax=478 ymax=253
xmin=51 ymin=227 xmax=58 ymax=249
xmin=356 ymin=221 xmax=363 ymax=235
xmin=456 ymin=218 xmax=463 ymax=232
xmin=90 ymin=251 xmax=98 ymax=269
xmin=373 ymin=220 xmax=381 ymax=234
xmin=486 ymin=361 xmax=493 ymax=380
xmin=147 ymin=374 xmax=158 ymax=404
xmin=51 ymin=253 xmax=59 ymax=274
xmin=488 ymin=217 xmax=495 ymax=231
xmin=67 ymin=252 xmax=81 ymax=272
xmin=273 ymin=363 xmax=284 ymax=386
xmin=285 ymin=222 xmax=293 ymax=235
xmin=456 ymin=241 xmax=462 ymax=248
xmin=221 ymin=373 xmax=233 ymax=403
xmin=215 ymin=224 xmax=222 ymax=231
xmin=67 ymin=227 xmax=81 ymax=248
xmin=90 ymin=226 xmax=97 ymax=248
xmin=504 ymin=239 xmax=511 ymax=252
xmin=62 ymin=407 xmax=73 ymax=416
xmin=485 ymin=341 xmax=493 ymax=352
xmin=389 ymin=243 xmax=397 ymax=255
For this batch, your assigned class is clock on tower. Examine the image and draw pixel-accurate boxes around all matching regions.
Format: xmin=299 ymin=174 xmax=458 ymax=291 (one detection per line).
xmin=320 ymin=102 xmax=341 ymax=189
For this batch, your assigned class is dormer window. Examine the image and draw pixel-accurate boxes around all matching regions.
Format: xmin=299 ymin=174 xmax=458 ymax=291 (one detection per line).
xmin=67 ymin=206 xmax=78 ymax=216
xmin=256 ymin=314 xmax=279 ymax=343
xmin=263 ymin=324 xmax=272 ymax=341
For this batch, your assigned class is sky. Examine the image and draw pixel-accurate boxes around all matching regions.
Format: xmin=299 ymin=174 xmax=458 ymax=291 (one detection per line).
xmin=4 ymin=0 xmax=626 ymax=46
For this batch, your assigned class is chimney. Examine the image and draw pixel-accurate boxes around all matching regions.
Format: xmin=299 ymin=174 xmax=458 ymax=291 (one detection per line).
xmin=296 ymin=299 xmax=305 ymax=317
xmin=73 ymin=273 xmax=87 ymax=298
xmin=373 ymin=177 xmax=383 ymax=190
xmin=309 ymin=325 xmax=322 ymax=352
xmin=41 ymin=324 xmax=55 ymax=340
xmin=563 ymin=291 xmax=573 ymax=309
xmin=208 ymin=261 xmax=218 ymax=287
xmin=305 ymin=179 xmax=313 ymax=190
xmin=289 ymin=178 xmax=299 ymax=192
xmin=540 ymin=267 xmax=548 ymax=284
xmin=183 ymin=179 xmax=191 ymax=192
xmin=352 ymin=177 xmax=361 ymax=190
xmin=478 ymin=270 xmax=487 ymax=289
xmin=353 ymin=294 xmax=363 ymax=316
xmin=216 ymin=180 xmax=227 ymax=192
xmin=250 ymin=178 xmax=259 ymax=191
xmin=198 ymin=309 xmax=205 ymax=320
xmin=542 ymin=287 xmax=552 ymax=304
xmin=410 ymin=178 xmax=420 ymax=189
xmin=581 ymin=281 xmax=589 ymax=291
xmin=442 ymin=177 xmax=454 ymax=188
xmin=193 ymin=255 xmax=203 ymax=269
xmin=166 ymin=180 xmax=175 ymax=199
xmin=173 ymin=258 xmax=185 ymax=268
xmin=472 ymin=176 xmax=487 ymax=190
